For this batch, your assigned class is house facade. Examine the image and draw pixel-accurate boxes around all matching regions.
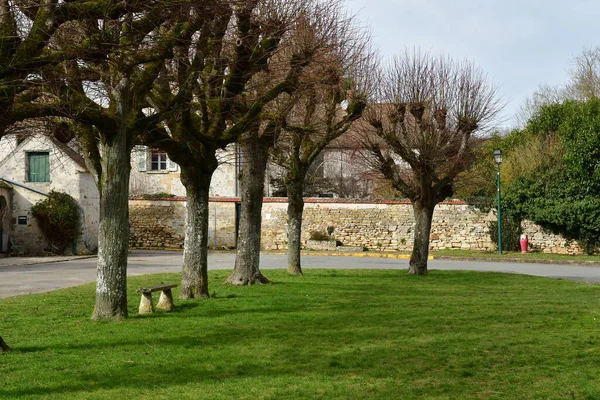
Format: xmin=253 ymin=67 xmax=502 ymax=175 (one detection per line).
xmin=0 ymin=135 xmax=100 ymax=255
xmin=130 ymin=145 xmax=240 ymax=197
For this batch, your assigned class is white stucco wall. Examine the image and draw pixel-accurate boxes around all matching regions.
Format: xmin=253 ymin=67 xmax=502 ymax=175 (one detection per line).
xmin=77 ymin=172 xmax=100 ymax=254
xmin=0 ymin=135 xmax=17 ymax=163
xmin=0 ymin=185 xmax=12 ymax=253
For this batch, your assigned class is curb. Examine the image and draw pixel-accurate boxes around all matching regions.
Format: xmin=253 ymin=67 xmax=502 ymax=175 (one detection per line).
xmin=130 ymin=247 xmax=426 ymax=259
xmin=297 ymin=252 xmax=434 ymax=260
xmin=0 ymin=255 xmax=96 ymax=268
xmin=7 ymin=248 xmax=600 ymax=268
xmin=435 ymin=256 xmax=600 ymax=267
xmin=130 ymin=247 xmax=600 ymax=266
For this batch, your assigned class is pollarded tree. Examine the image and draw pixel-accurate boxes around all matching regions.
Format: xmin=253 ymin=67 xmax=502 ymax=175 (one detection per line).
xmin=24 ymin=2 xmax=199 ymax=319
xmin=269 ymin=23 xmax=373 ymax=276
xmin=360 ymin=51 xmax=501 ymax=275
xmin=226 ymin=3 xmax=369 ymax=284
xmin=142 ymin=0 xmax=325 ymax=297
xmin=0 ymin=0 xmax=139 ymax=137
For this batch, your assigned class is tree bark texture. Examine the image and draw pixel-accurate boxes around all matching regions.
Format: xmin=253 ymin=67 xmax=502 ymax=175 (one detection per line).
xmin=92 ymin=132 xmax=131 ymax=320
xmin=180 ymin=166 xmax=214 ymax=299
xmin=286 ymin=180 xmax=304 ymax=276
xmin=0 ymin=336 xmax=10 ymax=352
xmin=409 ymin=201 xmax=435 ymax=275
xmin=227 ymin=138 xmax=270 ymax=285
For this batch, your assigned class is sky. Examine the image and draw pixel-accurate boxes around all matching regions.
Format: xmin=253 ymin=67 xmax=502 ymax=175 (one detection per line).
xmin=345 ymin=0 xmax=600 ymax=129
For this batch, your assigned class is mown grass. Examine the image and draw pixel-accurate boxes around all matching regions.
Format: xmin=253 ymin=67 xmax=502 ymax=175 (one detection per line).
xmin=2 ymin=269 xmax=600 ymax=399
xmin=433 ymin=248 xmax=600 ymax=263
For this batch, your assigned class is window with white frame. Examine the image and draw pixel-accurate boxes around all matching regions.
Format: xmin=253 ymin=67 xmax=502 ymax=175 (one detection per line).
xmin=135 ymin=146 xmax=178 ymax=172
xmin=151 ymin=150 xmax=168 ymax=171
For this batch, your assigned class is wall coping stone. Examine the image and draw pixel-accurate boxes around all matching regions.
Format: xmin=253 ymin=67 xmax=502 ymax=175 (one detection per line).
xmin=129 ymin=196 xmax=474 ymax=206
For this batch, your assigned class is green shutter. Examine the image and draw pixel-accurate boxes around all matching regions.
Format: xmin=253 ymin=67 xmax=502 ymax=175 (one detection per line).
xmin=28 ymin=152 xmax=50 ymax=182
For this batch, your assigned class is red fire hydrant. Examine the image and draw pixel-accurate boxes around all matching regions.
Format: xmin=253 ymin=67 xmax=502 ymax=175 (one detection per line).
xmin=520 ymin=234 xmax=528 ymax=254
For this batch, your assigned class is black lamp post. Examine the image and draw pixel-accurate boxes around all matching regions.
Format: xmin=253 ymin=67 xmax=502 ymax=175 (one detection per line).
xmin=494 ymin=148 xmax=503 ymax=255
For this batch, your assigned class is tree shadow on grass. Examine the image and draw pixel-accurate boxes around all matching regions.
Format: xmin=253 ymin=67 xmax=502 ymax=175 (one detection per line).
xmin=0 ymin=325 xmax=383 ymax=398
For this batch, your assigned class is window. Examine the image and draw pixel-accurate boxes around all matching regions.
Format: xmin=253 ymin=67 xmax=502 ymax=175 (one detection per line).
xmin=28 ymin=152 xmax=50 ymax=182
xmin=135 ymin=146 xmax=178 ymax=172
xmin=150 ymin=150 xmax=168 ymax=171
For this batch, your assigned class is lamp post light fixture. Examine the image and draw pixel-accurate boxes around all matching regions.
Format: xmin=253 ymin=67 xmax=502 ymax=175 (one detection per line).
xmin=494 ymin=148 xmax=503 ymax=255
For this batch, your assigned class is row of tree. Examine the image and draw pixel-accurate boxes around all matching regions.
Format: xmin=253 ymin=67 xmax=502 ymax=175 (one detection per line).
xmin=1 ymin=0 xmax=502 ymax=334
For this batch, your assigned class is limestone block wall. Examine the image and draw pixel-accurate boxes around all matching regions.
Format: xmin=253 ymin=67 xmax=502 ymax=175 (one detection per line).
xmin=260 ymin=200 xmax=496 ymax=252
xmin=207 ymin=200 xmax=237 ymax=249
xmin=129 ymin=199 xmax=186 ymax=249
xmin=521 ymin=220 xmax=583 ymax=254
xmin=129 ymin=198 xmax=236 ymax=249
xmin=128 ymin=197 xmax=586 ymax=254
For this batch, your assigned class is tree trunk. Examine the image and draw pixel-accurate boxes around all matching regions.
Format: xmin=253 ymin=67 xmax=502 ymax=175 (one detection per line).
xmin=179 ymin=165 xmax=215 ymax=298
xmin=0 ymin=336 xmax=10 ymax=352
xmin=409 ymin=200 xmax=435 ymax=275
xmin=92 ymin=134 xmax=131 ymax=320
xmin=286 ymin=180 xmax=304 ymax=276
xmin=227 ymin=137 xmax=270 ymax=285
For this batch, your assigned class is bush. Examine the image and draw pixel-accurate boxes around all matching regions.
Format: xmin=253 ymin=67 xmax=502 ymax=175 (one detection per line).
xmin=489 ymin=217 xmax=522 ymax=252
xmin=31 ymin=191 xmax=81 ymax=254
xmin=309 ymin=230 xmax=331 ymax=241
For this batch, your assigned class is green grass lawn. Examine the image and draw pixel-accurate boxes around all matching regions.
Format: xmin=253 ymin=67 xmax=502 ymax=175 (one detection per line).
xmin=2 ymin=269 xmax=600 ymax=399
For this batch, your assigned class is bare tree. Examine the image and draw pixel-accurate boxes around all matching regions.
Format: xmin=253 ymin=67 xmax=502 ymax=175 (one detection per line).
xmin=269 ymin=20 xmax=374 ymax=276
xmin=516 ymin=84 xmax=567 ymax=127
xmin=567 ymin=47 xmax=600 ymax=101
xmin=227 ymin=120 xmax=278 ymax=285
xmin=360 ymin=50 xmax=501 ymax=274
xmin=517 ymin=47 xmax=600 ymax=125
xmin=2 ymin=1 xmax=186 ymax=321
xmin=25 ymin=2 xmax=195 ymax=319
xmin=225 ymin=3 xmax=368 ymax=284
xmin=143 ymin=0 xmax=324 ymax=297
xmin=0 ymin=0 xmax=138 ymax=137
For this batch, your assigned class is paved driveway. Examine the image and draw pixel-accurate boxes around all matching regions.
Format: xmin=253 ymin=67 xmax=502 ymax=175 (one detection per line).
xmin=1 ymin=250 xmax=600 ymax=299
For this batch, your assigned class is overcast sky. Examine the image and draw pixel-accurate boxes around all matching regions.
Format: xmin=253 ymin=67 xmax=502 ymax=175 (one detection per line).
xmin=346 ymin=0 xmax=600 ymax=129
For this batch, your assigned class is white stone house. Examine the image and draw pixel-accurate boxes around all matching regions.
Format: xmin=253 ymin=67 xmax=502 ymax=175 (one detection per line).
xmin=0 ymin=134 xmax=100 ymax=255
xmin=130 ymin=145 xmax=239 ymax=197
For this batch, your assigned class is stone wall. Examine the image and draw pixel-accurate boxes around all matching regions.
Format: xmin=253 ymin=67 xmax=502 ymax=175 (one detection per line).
xmin=129 ymin=198 xmax=236 ymax=249
xmin=260 ymin=200 xmax=496 ymax=252
xmin=128 ymin=197 xmax=586 ymax=254
xmin=129 ymin=199 xmax=186 ymax=249
xmin=521 ymin=220 xmax=582 ymax=255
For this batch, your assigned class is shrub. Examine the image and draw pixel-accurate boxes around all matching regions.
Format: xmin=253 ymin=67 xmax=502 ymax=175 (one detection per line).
xmin=489 ymin=217 xmax=522 ymax=252
xmin=31 ymin=191 xmax=81 ymax=254
xmin=309 ymin=230 xmax=330 ymax=241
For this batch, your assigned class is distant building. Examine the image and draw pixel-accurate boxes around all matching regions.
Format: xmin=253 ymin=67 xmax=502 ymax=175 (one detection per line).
xmin=130 ymin=145 xmax=239 ymax=197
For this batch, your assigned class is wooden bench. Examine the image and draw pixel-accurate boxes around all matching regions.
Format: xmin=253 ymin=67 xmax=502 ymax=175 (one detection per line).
xmin=136 ymin=284 xmax=177 ymax=314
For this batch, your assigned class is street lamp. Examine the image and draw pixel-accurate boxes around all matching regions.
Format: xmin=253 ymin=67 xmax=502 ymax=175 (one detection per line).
xmin=494 ymin=148 xmax=503 ymax=255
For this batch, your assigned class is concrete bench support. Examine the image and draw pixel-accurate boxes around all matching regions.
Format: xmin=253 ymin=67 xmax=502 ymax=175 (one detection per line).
xmin=136 ymin=284 xmax=177 ymax=314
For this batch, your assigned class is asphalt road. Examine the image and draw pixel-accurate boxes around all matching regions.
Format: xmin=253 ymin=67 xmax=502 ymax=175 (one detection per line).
xmin=2 ymin=250 xmax=600 ymax=299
